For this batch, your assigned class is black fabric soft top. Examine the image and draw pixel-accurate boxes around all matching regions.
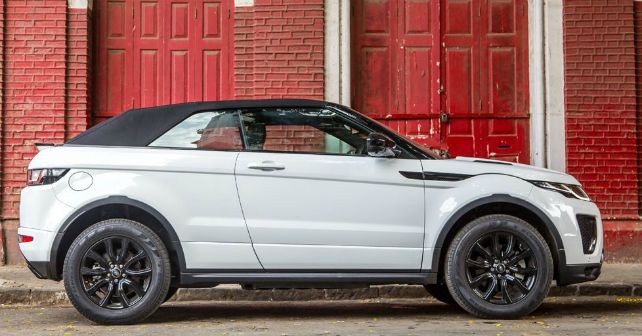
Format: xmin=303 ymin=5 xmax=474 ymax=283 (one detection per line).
xmin=66 ymin=99 xmax=329 ymax=147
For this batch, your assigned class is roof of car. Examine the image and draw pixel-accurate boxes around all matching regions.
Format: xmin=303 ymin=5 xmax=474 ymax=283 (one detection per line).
xmin=66 ymin=99 xmax=332 ymax=147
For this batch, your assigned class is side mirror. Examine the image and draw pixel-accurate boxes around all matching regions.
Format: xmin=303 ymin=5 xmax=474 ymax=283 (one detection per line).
xmin=367 ymin=132 xmax=399 ymax=158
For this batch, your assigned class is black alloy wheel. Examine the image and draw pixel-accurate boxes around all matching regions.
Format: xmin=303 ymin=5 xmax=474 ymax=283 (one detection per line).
xmin=465 ymin=231 xmax=538 ymax=305
xmin=444 ymin=214 xmax=553 ymax=319
xmin=64 ymin=219 xmax=171 ymax=325
xmin=80 ymin=236 xmax=152 ymax=309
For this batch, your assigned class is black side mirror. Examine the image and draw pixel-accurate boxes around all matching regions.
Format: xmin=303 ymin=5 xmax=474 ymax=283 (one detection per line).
xmin=367 ymin=132 xmax=399 ymax=158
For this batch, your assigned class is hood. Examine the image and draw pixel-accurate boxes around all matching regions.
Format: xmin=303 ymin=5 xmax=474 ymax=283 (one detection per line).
xmin=421 ymin=157 xmax=580 ymax=185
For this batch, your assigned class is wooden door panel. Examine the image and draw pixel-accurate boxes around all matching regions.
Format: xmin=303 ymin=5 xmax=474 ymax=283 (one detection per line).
xmin=135 ymin=0 xmax=163 ymax=108
xmin=94 ymin=0 xmax=134 ymax=121
xmin=195 ymin=0 xmax=230 ymax=102
xmin=93 ymin=0 xmax=233 ymax=124
xmin=351 ymin=0 xmax=530 ymax=162
xmin=352 ymin=0 xmax=395 ymax=118
xmin=398 ymin=0 xmax=438 ymax=120
xmin=478 ymin=0 xmax=529 ymax=162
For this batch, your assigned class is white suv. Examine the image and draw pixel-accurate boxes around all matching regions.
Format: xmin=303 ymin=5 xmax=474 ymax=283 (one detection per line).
xmin=19 ymin=100 xmax=602 ymax=324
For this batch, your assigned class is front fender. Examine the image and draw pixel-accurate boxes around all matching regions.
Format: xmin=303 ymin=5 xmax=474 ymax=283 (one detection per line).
xmin=421 ymin=174 xmax=565 ymax=271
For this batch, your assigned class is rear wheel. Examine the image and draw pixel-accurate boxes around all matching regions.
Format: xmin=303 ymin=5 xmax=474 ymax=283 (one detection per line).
xmin=444 ymin=214 xmax=553 ymax=319
xmin=63 ymin=219 xmax=171 ymax=325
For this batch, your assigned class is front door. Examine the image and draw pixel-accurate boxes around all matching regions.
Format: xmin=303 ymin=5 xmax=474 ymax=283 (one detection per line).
xmin=234 ymin=107 xmax=425 ymax=270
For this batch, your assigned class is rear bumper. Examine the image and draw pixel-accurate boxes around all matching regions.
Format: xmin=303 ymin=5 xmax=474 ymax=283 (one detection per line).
xmin=25 ymin=260 xmax=51 ymax=280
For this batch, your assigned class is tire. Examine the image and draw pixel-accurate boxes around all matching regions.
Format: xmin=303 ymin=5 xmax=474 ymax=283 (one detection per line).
xmin=63 ymin=219 xmax=171 ymax=325
xmin=424 ymin=284 xmax=456 ymax=305
xmin=163 ymin=287 xmax=179 ymax=303
xmin=444 ymin=214 xmax=553 ymax=319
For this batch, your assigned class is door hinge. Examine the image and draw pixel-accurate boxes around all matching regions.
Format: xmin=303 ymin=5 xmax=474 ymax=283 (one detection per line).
xmin=228 ymin=9 xmax=231 ymax=19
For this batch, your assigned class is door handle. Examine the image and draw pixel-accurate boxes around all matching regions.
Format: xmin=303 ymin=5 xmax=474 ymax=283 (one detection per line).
xmin=247 ymin=161 xmax=285 ymax=172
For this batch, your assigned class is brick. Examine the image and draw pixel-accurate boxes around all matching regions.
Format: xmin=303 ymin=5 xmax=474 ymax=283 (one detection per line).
xmin=234 ymin=0 xmax=324 ymax=100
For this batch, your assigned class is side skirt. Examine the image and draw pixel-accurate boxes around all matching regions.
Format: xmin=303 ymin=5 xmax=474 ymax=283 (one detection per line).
xmin=180 ymin=271 xmax=437 ymax=288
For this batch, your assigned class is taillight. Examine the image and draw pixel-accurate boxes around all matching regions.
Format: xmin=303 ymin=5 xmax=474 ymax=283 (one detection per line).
xmin=19 ymin=234 xmax=34 ymax=243
xmin=26 ymin=168 xmax=69 ymax=186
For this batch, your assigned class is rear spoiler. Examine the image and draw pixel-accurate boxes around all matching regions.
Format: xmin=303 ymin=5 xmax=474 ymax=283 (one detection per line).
xmin=35 ymin=143 xmax=56 ymax=152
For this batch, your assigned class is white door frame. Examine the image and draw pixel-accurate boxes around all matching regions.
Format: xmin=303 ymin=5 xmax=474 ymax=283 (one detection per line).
xmin=324 ymin=0 xmax=567 ymax=171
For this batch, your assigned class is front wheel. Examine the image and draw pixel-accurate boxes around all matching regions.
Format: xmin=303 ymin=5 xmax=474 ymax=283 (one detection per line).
xmin=63 ymin=219 xmax=171 ymax=325
xmin=444 ymin=214 xmax=553 ymax=319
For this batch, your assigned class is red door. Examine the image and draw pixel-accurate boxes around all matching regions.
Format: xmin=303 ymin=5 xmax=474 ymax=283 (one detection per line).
xmin=352 ymin=0 xmax=529 ymax=163
xmin=93 ymin=0 xmax=233 ymax=123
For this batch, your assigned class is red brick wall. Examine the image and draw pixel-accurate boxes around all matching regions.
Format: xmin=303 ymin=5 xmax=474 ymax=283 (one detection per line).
xmin=66 ymin=7 xmax=91 ymax=139
xmin=234 ymin=0 xmax=324 ymax=99
xmin=564 ymin=0 xmax=641 ymax=261
xmin=563 ymin=1 xmax=638 ymax=218
xmin=1 ymin=0 xmax=68 ymax=264
xmin=636 ymin=1 xmax=642 ymax=220
xmin=0 ymin=0 xmax=5 ymax=264
xmin=0 ymin=1 xmax=91 ymax=265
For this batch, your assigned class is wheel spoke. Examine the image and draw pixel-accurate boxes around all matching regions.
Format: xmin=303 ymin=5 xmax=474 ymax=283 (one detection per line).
xmin=124 ymin=279 xmax=145 ymax=298
xmin=474 ymin=242 xmax=493 ymax=260
xmin=86 ymin=278 xmax=110 ymax=295
xmin=500 ymin=278 xmax=513 ymax=304
xmin=117 ymin=238 xmax=130 ymax=264
xmin=469 ymin=272 xmax=493 ymax=285
xmin=81 ymin=267 xmax=107 ymax=277
xmin=483 ymin=276 xmax=498 ymax=300
xmin=466 ymin=258 xmax=490 ymax=269
xmin=125 ymin=268 xmax=152 ymax=277
xmin=507 ymin=275 xmax=530 ymax=294
xmin=507 ymin=248 xmax=532 ymax=266
xmin=118 ymin=282 xmax=131 ymax=308
xmin=104 ymin=238 xmax=116 ymax=263
xmin=510 ymin=266 xmax=537 ymax=276
xmin=492 ymin=233 xmax=502 ymax=258
xmin=123 ymin=250 xmax=147 ymax=269
xmin=503 ymin=234 xmax=514 ymax=258
xmin=85 ymin=250 xmax=109 ymax=268
xmin=99 ymin=282 xmax=116 ymax=307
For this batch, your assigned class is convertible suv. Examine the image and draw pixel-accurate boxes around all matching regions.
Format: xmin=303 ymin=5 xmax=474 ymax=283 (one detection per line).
xmin=19 ymin=99 xmax=602 ymax=324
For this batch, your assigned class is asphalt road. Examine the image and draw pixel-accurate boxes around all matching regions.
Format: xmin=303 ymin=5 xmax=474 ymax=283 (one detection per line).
xmin=0 ymin=297 xmax=641 ymax=336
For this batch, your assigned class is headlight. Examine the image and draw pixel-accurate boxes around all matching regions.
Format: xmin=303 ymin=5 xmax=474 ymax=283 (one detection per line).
xmin=26 ymin=168 xmax=69 ymax=186
xmin=530 ymin=181 xmax=590 ymax=201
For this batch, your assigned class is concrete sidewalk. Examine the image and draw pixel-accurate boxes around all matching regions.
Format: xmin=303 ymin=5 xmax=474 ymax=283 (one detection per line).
xmin=1 ymin=263 xmax=641 ymax=306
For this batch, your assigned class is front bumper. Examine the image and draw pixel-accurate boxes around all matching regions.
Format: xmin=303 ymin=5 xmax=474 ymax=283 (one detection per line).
xmin=528 ymin=185 xmax=604 ymax=285
xmin=557 ymin=262 xmax=602 ymax=286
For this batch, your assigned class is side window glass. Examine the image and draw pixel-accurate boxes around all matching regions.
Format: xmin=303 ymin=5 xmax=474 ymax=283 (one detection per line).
xmin=149 ymin=111 xmax=243 ymax=150
xmin=240 ymin=108 xmax=370 ymax=155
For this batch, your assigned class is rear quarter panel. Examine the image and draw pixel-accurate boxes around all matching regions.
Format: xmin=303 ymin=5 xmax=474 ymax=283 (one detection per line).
xmin=32 ymin=146 xmax=261 ymax=269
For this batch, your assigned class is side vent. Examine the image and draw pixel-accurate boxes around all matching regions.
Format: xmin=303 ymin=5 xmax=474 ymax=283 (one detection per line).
xmin=576 ymin=215 xmax=597 ymax=254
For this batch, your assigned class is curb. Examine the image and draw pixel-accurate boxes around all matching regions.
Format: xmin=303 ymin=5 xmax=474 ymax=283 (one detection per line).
xmin=1 ymin=283 xmax=641 ymax=306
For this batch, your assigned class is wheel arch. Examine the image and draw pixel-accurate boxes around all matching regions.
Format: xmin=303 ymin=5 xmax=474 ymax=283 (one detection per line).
xmin=431 ymin=194 xmax=566 ymax=283
xmin=49 ymin=196 xmax=185 ymax=282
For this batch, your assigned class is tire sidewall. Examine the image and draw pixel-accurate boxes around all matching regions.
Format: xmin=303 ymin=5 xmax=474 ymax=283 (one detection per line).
xmin=63 ymin=219 xmax=171 ymax=324
xmin=445 ymin=215 xmax=553 ymax=318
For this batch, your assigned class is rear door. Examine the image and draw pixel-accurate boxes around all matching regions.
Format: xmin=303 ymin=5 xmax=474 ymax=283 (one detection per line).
xmin=234 ymin=107 xmax=425 ymax=270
